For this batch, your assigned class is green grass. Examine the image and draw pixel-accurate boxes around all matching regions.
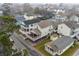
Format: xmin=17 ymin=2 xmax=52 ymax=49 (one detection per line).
xmin=61 ymin=44 xmax=79 ymax=56
xmin=34 ymin=37 xmax=52 ymax=56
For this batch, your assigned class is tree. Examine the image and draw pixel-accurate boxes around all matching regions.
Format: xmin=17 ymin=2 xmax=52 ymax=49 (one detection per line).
xmin=0 ymin=16 xmax=20 ymax=32
xmin=2 ymin=3 xmax=12 ymax=16
xmin=0 ymin=16 xmax=14 ymax=22
xmin=33 ymin=7 xmax=40 ymax=14
xmin=12 ymin=51 xmax=22 ymax=56
xmin=23 ymin=49 xmax=29 ymax=56
xmin=22 ymin=3 xmax=34 ymax=15
xmin=0 ymin=32 xmax=13 ymax=55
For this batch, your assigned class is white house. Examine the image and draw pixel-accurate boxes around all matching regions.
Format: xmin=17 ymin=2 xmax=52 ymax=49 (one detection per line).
xmin=57 ymin=23 xmax=71 ymax=36
xmin=37 ymin=20 xmax=53 ymax=36
xmin=45 ymin=36 xmax=74 ymax=55
xmin=55 ymin=14 xmax=67 ymax=22
xmin=19 ymin=19 xmax=41 ymax=34
xmin=54 ymin=9 xmax=65 ymax=15
xmin=24 ymin=13 xmax=42 ymax=20
xmin=69 ymin=15 xmax=79 ymax=22
xmin=19 ymin=20 xmax=55 ymax=42
xmin=57 ymin=21 xmax=79 ymax=36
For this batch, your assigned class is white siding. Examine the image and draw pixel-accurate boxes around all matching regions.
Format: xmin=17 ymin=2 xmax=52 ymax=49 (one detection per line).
xmin=20 ymin=23 xmax=38 ymax=34
xmin=70 ymin=15 xmax=79 ymax=22
xmin=58 ymin=24 xmax=71 ymax=36
xmin=45 ymin=45 xmax=57 ymax=55
xmin=37 ymin=25 xmax=53 ymax=36
xmin=45 ymin=45 xmax=53 ymax=55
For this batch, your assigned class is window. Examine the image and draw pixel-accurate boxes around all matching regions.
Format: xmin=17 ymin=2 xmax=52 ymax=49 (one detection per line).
xmin=30 ymin=28 xmax=32 ymax=30
xmin=23 ymin=29 xmax=26 ymax=31
xmin=27 ymin=29 xmax=29 ymax=31
xmin=47 ymin=47 xmax=53 ymax=51
xmin=31 ymin=24 xmax=33 ymax=26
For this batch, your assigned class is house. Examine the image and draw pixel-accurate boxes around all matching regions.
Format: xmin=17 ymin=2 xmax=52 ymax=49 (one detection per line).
xmin=24 ymin=13 xmax=42 ymax=20
xmin=55 ymin=14 xmax=67 ymax=22
xmin=15 ymin=14 xmax=42 ymax=34
xmin=69 ymin=15 xmax=79 ymax=22
xmin=19 ymin=18 xmax=41 ymax=34
xmin=37 ymin=20 xmax=53 ymax=36
xmin=19 ymin=20 xmax=54 ymax=43
xmin=15 ymin=14 xmax=41 ymax=25
xmin=45 ymin=36 xmax=74 ymax=55
xmin=57 ymin=23 xmax=71 ymax=36
xmin=15 ymin=15 xmax=26 ymax=25
xmin=57 ymin=21 xmax=79 ymax=36
xmin=54 ymin=9 xmax=65 ymax=15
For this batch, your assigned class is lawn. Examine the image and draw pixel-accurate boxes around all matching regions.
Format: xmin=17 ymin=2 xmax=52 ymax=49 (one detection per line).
xmin=61 ymin=44 xmax=79 ymax=56
xmin=34 ymin=37 xmax=52 ymax=56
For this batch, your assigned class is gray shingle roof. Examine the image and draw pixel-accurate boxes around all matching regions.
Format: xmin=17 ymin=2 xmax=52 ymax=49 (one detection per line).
xmin=38 ymin=20 xmax=52 ymax=28
xmin=49 ymin=36 xmax=74 ymax=51
xmin=63 ymin=21 xmax=79 ymax=29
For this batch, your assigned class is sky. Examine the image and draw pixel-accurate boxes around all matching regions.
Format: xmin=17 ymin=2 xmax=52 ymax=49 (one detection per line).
xmin=0 ymin=0 xmax=79 ymax=4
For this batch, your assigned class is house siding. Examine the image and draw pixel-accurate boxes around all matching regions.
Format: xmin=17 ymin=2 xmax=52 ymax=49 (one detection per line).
xmin=58 ymin=24 xmax=71 ymax=36
xmin=37 ymin=25 xmax=53 ymax=36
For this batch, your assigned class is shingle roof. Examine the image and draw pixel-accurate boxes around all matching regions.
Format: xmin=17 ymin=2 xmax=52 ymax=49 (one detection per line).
xmin=38 ymin=20 xmax=52 ymax=28
xmin=48 ymin=36 xmax=74 ymax=51
xmin=63 ymin=21 xmax=79 ymax=29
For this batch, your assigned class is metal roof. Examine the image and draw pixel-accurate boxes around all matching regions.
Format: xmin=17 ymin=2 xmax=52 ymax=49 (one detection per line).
xmin=24 ymin=18 xmax=41 ymax=25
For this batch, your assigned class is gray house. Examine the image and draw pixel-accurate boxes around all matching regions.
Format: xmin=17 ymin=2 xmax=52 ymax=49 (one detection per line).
xmin=45 ymin=36 xmax=75 ymax=55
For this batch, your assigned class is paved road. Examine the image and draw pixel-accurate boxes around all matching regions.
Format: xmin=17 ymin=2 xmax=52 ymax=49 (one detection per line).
xmin=73 ymin=49 xmax=79 ymax=56
xmin=10 ymin=35 xmax=26 ymax=51
xmin=11 ymin=32 xmax=43 ymax=56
